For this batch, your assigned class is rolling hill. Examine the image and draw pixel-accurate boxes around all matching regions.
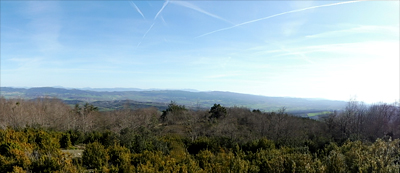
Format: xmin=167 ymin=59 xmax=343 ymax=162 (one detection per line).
xmin=0 ymin=87 xmax=347 ymax=114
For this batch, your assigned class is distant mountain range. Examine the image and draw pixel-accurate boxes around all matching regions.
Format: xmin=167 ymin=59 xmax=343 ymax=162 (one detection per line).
xmin=48 ymin=86 xmax=201 ymax=92
xmin=0 ymin=87 xmax=347 ymax=115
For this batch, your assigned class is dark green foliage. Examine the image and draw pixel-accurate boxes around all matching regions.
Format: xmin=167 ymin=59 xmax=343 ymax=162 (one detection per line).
xmin=83 ymin=142 xmax=108 ymax=170
xmin=108 ymin=145 xmax=133 ymax=172
xmin=30 ymin=155 xmax=62 ymax=173
xmin=187 ymin=137 xmax=217 ymax=155
xmin=66 ymin=129 xmax=85 ymax=145
xmin=83 ymin=130 xmax=118 ymax=147
xmin=73 ymin=102 xmax=98 ymax=116
xmin=160 ymin=101 xmax=187 ymax=122
xmin=242 ymin=138 xmax=275 ymax=153
xmin=187 ymin=136 xmax=240 ymax=155
xmin=119 ymin=127 xmax=169 ymax=154
xmin=73 ymin=103 xmax=81 ymax=115
xmin=83 ymin=102 xmax=98 ymax=115
xmin=209 ymin=103 xmax=227 ymax=119
xmin=34 ymin=131 xmax=60 ymax=153
xmin=79 ymin=130 xmax=118 ymax=151
xmin=60 ymin=133 xmax=72 ymax=149
xmin=0 ymin=142 xmax=22 ymax=157
xmin=83 ymin=131 xmax=102 ymax=144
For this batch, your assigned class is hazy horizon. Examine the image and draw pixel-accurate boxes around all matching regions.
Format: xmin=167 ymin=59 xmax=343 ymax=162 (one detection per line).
xmin=1 ymin=1 xmax=399 ymax=103
xmin=0 ymin=85 xmax=393 ymax=104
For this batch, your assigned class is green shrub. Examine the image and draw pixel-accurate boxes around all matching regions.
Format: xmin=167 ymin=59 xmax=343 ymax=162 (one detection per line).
xmin=83 ymin=142 xmax=108 ymax=170
xmin=242 ymin=138 xmax=275 ymax=153
xmin=108 ymin=145 xmax=134 ymax=172
xmin=60 ymin=133 xmax=72 ymax=149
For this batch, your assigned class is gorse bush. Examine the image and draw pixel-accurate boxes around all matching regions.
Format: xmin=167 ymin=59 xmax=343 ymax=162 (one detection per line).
xmin=0 ymin=127 xmax=399 ymax=172
xmin=0 ymin=128 xmax=77 ymax=173
xmin=83 ymin=141 xmax=108 ymax=170
xmin=60 ymin=133 xmax=72 ymax=149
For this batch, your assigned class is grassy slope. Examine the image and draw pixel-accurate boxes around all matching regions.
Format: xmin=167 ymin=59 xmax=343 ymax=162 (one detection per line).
xmin=307 ymin=111 xmax=332 ymax=117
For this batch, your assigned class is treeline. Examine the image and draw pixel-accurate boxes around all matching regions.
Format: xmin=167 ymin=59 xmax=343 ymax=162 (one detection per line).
xmin=0 ymin=97 xmax=399 ymax=172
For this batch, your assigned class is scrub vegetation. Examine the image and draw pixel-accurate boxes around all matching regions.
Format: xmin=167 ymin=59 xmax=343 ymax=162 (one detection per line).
xmin=0 ymin=97 xmax=399 ymax=172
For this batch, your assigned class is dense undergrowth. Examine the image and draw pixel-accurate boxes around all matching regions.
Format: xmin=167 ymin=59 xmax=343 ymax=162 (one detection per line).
xmin=0 ymin=97 xmax=399 ymax=172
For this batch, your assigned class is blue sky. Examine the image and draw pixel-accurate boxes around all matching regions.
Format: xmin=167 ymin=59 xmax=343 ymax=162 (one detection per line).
xmin=1 ymin=0 xmax=399 ymax=103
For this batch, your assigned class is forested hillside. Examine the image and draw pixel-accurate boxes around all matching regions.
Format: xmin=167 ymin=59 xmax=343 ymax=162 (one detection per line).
xmin=1 ymin=87 xmax=346 ymax=112
xmin=0 ymin=97 xmax=399 ymax=172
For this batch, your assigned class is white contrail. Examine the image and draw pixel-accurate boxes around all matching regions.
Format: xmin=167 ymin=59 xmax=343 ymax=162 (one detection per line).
xmin=160 ymin=15 xmax=168 ymax=27
xmin=170 ymin=1 xmax=232 ymax=24
xmin=279 ymin=46 xmax=316 ymax=65
xmin=136 ymin=41 xmax=142 ymax=48
xmin=130 ymin=1 xmax=145 ymax=19
xmin=196 ymin=1 xmax=360 ymax=38
xmin=137 ymin=0 xmax=168 ymax=48
xmin=137 ymin=22 xmax=156 ymax=48
xmin=142 ymin=22 xmax=155 ymax=39
xmin=154 ymin=0 xmax=169 ymax=20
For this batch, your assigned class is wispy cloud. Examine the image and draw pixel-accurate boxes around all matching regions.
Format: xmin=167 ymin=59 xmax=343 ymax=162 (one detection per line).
xmin=279 ymin=46 xmax=316 ymax=64
xmin=170 ymin=1 xmax=232 ymax=24
xmin=271 ymin=41 xmax=399 ymax=61
xmin=196 ymin=1 xmax=360 ymax=38
xmin=204 ymin=74 xmax=231 ymax=79
xmin=204 ymin=74 xmax=233 ymax=79
xmin=23 ymin=1 xmax=63 ymax=53
xmin=282 ymin=20 xmax=306 ymax=37
xmin=289 ymin=1 xmax=316 ymax=10
xmin=0 ymin=26 xmax=27 ymax=34
xmin=9 ymin=57 xmax=45 ymax=71
xmin=129 ymin=1 xmax=145 ymax=19
xmin=154 ymin=0 xmax=169 ymax=20
xmin=203 ymin=71 xmax=241 ymax=79
xmin=305 ymin=25 xmax=399 ymax=38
